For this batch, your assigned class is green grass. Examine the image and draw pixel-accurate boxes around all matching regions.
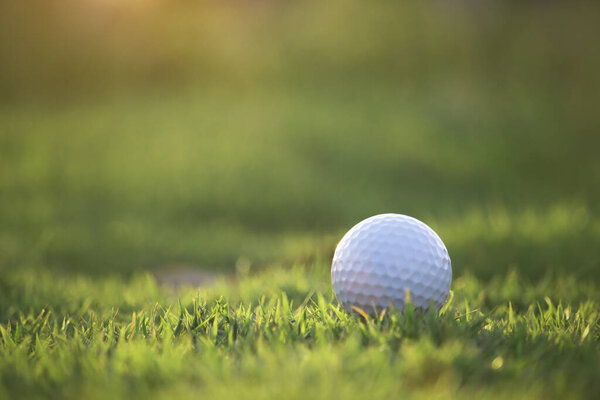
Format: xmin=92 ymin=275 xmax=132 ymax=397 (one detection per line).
xmin=1 ymin=1 xmax=600 ymax=399
xmin=1 ymin=266 xmax=599 ymax=400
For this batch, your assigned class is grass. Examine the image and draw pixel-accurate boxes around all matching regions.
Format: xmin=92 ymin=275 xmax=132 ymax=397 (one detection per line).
xmin=0 ymin=266 xmax=599 ymax=400
xmin=1 ymin=1 xmax=600 ymax=399
xmin=2 ymin=91 xmax=599 ymax=279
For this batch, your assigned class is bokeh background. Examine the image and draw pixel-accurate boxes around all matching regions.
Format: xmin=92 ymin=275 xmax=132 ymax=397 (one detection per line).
xmin=1 ymin=0 xmax=599 ymax=284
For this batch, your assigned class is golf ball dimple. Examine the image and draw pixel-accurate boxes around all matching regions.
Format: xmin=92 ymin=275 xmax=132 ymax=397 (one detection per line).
xmin=331 ymin=214 xmax=452 ymax=313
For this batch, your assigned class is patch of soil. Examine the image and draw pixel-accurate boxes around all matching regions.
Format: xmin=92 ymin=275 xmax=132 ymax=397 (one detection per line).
xmin=153 ymin=266 xmax=219 ymax=289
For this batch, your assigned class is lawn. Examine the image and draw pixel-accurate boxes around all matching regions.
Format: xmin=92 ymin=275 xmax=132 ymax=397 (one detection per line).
xmin=1 ymin=2 xmax=599 ymax=399
xmin=1 ymin=265 xmax=599 ymax=400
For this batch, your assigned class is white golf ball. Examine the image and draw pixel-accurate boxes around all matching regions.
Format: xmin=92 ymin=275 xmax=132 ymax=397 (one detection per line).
xmin=331 ymin=213 xmax=452 ymax=313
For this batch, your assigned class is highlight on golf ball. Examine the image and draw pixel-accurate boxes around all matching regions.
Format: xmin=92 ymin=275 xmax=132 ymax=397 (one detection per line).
xmin=331 ymin=213 xmax=452 ymax=313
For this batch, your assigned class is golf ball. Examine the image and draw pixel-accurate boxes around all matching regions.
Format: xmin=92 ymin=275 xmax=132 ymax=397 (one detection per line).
xmin=331 ymin=213 xmax=451 ymax=313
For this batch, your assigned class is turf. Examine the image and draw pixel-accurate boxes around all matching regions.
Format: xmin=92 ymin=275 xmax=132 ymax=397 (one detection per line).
xmin=1 ymin=266 xmax=599 ymax=400
xmin=1 ymin=2 xmax=600 ymax=399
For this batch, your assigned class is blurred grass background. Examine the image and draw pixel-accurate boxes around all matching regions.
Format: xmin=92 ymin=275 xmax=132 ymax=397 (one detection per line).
xmin=1 ymin=0 xmax=599 ymax=282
